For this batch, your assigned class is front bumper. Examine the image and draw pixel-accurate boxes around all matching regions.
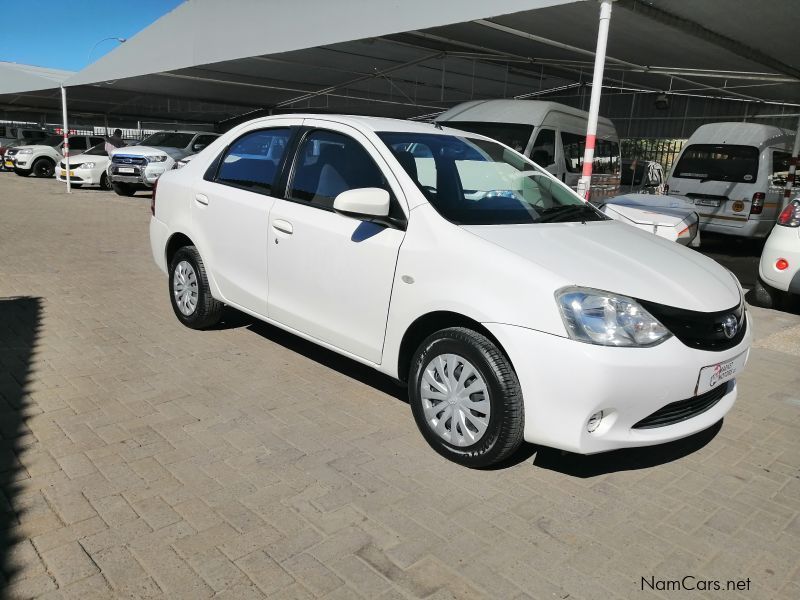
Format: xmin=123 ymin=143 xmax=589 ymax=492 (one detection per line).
xmin=56 ymin=167 xmax=103 ymax=185
xmin=486 ymin=316 xmax=751 ymax=454
xmin=109 ymin=163 xmax=168 ymax=187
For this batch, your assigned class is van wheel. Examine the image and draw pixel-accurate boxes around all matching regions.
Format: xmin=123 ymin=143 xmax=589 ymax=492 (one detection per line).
xmin=32 ymin=158 xmax=55 ymax=178
xmin=409 ymin=327 xmax=524 ymax=468
xmin=99 ymin=172 xmax=111 ymax=190
xmin=112 ymin=182 xmax=136 ymax=196
xmin=168 ymin=246 xmax=223 ymax=329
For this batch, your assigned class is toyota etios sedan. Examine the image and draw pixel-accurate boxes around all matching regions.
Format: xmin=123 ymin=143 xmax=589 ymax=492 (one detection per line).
xmin=150 ymin=115 xmax=751 ymax=468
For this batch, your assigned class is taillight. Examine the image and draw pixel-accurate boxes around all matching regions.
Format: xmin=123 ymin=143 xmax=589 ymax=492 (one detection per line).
xmin=777 ymin=199 xmax=800 ymax=227
xmin=776 ymin=258 xmax=789 ymax=271
xmin=151 ymin=179 xmax=158 ymax=216
xmin=750 ymin=192 xmax=765 ymax=215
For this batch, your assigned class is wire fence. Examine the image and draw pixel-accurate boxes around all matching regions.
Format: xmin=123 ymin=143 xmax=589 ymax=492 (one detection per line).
xmin=620 ymin=138 xmax=686 ymax=173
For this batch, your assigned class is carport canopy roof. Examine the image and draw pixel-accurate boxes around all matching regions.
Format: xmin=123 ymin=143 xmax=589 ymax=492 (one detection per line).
xmin=3 ymin=0 xmax=799 ymax=125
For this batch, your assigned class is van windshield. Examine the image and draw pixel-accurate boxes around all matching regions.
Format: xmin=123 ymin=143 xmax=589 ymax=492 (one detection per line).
xmin=378 ymin=131 xmax=607 ymax=226
xmin=439 ymin=121 xmax=534 ymax=154
xmin=672 ymin=144 xmax=759 ymax=183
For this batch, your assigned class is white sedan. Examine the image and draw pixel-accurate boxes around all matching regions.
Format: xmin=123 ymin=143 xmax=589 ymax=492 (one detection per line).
xmin=56 ymin=142 xmax=127 ymax=190
xmin=755 ymin=198 xmax=800 ymax=308
xmin=149 ymin=115 xmax=750 ymax=467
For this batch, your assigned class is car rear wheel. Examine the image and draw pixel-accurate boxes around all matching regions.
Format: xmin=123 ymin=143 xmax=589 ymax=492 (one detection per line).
xmin=112 ymin=182 xmax=137 ymax=196
xmin=409 ymin=327 xmax=524 ymax=468
xmin=32 ymin=158 xmax=54 ymax=178
xmin=168 ymin=246 xmax=223 ymax=329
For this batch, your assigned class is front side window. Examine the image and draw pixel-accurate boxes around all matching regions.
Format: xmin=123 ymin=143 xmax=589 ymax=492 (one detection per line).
xmin=442 ymin=121 xmax=533 ymax=154
xmin=215 ymin=128 xmax=291 ymax=193
xmin=672 ymin=144 xmax=759 ymax=183
xmin=193 ymin=134 xmax=218 ymax=151
xmin=379 ymin=131 xmax=606 ymax=226
xmin=289 ymin=130 xmax=389 ymax=209
xmin=770 ymin=150 xmax=798 ymax=188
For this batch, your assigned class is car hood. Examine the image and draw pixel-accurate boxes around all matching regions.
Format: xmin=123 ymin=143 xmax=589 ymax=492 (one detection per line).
xmin=67 ymin=153 xmax=109 ymax=164
xmin=461 ymin=220 xmax=740 ymax=312
xmin=113 ymin=145 xmax=186 ymax=160
xmin=14 ymin=144 xmax=56 ymax=152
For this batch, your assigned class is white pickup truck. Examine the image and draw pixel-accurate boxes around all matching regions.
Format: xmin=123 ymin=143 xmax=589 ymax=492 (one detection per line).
xmin=9 ymin=134 xmax=105 ymax=178
xmin=108 ymin=130 xmax=219 ymax=196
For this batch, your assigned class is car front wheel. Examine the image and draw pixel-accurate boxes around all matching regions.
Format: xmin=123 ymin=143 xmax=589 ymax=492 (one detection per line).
xmin=409 ymin=327 xmax=524 ymax=468
xmin=168 ymin=246 xmax=223 ymax=329
xmin=32 ymin=158 xmax=55 ymax=178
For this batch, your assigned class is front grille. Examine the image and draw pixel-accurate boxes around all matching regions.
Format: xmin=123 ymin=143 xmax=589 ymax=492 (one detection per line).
xmin=60 ymin=162 xmax=82 ymax=169
xmin=639 ymin=299 xmax=746 ymax=352
xmin=633 ymin=382 xmax=730 ymax=429
xmin=112 ymin=154 xmax=147 ymax=166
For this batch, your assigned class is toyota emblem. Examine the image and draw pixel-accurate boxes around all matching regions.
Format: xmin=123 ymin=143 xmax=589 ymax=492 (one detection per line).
xmin=721 ymin=315 xmax=738 ymax=339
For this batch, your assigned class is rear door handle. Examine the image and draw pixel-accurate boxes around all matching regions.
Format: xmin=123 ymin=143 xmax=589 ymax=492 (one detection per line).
xmin=195 ymin=193 xmax=209 ymax=205
xmin=273 ymin=219 xmax=293 ymax=234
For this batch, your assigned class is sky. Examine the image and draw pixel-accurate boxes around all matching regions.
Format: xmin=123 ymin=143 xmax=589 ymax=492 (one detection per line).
xmin=0 ymin=0 xmax=185 ymax=72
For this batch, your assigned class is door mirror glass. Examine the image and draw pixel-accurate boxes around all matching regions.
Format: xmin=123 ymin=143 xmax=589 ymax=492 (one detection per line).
xmin=333 ymin=188 xmax=390 ymax=218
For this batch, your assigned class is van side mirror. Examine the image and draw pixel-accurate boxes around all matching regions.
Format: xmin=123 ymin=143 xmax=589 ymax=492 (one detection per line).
xmin=333 ymin=188 xmax=390 ymax=219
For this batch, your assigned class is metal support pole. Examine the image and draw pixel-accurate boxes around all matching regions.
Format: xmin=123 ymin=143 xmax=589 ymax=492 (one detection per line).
xmin=783 ymin=114 xmax=800 ymax=208
xmin=60 ymin=86 xmax=71 ymax=194
xmin=576 ymin=0 xmax=614 ymax=201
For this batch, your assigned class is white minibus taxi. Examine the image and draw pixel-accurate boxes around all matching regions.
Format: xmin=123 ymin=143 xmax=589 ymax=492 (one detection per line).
xmin=666 ymin=122 xmax=797 ymax=238
xmin=436 ymin=100 xmax=621 ymax=201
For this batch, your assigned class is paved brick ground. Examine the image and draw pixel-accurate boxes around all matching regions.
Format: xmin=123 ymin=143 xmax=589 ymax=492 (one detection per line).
xmin=0 ymin=173 xmax=798 ymax=600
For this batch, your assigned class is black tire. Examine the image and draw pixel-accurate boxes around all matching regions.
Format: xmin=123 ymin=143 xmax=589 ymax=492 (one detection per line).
xmin=752 ymin=276 xmax=782 ymax=309
xmin=99 ymin=172 xmax=111 ymax=191
xmin=168 ymin=246 xmax=223 ymax=329
xmin=112 ymin=182 xmax=137 ymax=196
xmin=14 ymin=168 xmax=30 ymax=177
xmin=409 ymin=327 xmax=524 ymax=468
xmin=70 ymin=183 xmax=83 ymax=189
xmin=31 ymin=158 xmax=55 ymax=178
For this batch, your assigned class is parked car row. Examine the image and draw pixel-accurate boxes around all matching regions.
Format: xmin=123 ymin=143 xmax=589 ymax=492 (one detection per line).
xmin=3 ymin=128 xmax=220 ymax=196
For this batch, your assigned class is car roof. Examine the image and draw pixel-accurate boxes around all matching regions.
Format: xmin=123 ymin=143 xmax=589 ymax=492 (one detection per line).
xmin=233 ymin=113 xmax=495 ymax=140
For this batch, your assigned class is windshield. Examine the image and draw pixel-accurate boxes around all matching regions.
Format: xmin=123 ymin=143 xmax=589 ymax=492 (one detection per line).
xmin=140 ymin=132 xmax=194 ymax=148
xmin=378 ymin=132 xmax=607 ymax=225
xmin=672 ymin=144 xmax=759 ymax=183
xmin=84 ymin=143 xmax=109 ymax=156
xmin=440 ymin=121 xmax=534 ymax=154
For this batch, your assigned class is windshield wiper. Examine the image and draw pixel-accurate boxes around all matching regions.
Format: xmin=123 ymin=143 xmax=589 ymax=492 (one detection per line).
xmin=538 ymin=204 xmax=603 ymax=224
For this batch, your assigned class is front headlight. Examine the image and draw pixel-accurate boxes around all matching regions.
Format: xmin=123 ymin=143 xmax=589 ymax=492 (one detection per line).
xmin=556 ymin=287 xmax=671 ymax=347
xmin=17 ymin=149 xmax=33 ymax=155
xmin=147 ymin=155 xmax=168 ymax=163
xmin=80 ymin=162 xmax=96 ymax=169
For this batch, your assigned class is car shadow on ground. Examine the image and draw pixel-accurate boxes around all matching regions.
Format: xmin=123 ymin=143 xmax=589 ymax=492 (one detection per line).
xmin=0 ymin=297 xmax=43 ymax=585
xmin=528 ymin=420 xmax=723 ymax=477
xmin=222 ymin=308 xmax=408 ymax=402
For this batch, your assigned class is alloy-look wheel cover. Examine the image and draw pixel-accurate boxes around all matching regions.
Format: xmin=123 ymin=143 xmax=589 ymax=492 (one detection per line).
xmin=173 ymin=260 xmax=199 ymax=316
xmin=420 ymin=353 xmax=491 ymax=447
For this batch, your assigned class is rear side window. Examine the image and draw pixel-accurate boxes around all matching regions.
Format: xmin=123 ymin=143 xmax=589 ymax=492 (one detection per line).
xmin=771 ymin=151 xmax=799 ymax=188
xmin=215 ymin=128 xmax=291 ymax=193
xmin=289 ymin=130 xmax=389 ymax=209
xmin=672 ymin=144 xmax=759 ymax=183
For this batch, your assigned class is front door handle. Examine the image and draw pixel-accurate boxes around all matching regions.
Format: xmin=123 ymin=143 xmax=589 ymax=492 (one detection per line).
xmin=273 ymin=219 xmax=293 ymax=234
xmin=195 ymin=193 xmax=209 ymax=206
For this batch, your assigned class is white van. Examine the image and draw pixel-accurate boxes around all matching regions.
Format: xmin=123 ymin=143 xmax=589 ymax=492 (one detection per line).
xmin=666 ymin=122 xmax=797 ymax=238
xmin=436 ymin=99 xmax=621 ymax=201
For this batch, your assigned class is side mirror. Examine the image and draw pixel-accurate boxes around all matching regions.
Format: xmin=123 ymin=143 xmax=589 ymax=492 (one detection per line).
xmin=333 ymin=188 xmax=390 ymax=219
